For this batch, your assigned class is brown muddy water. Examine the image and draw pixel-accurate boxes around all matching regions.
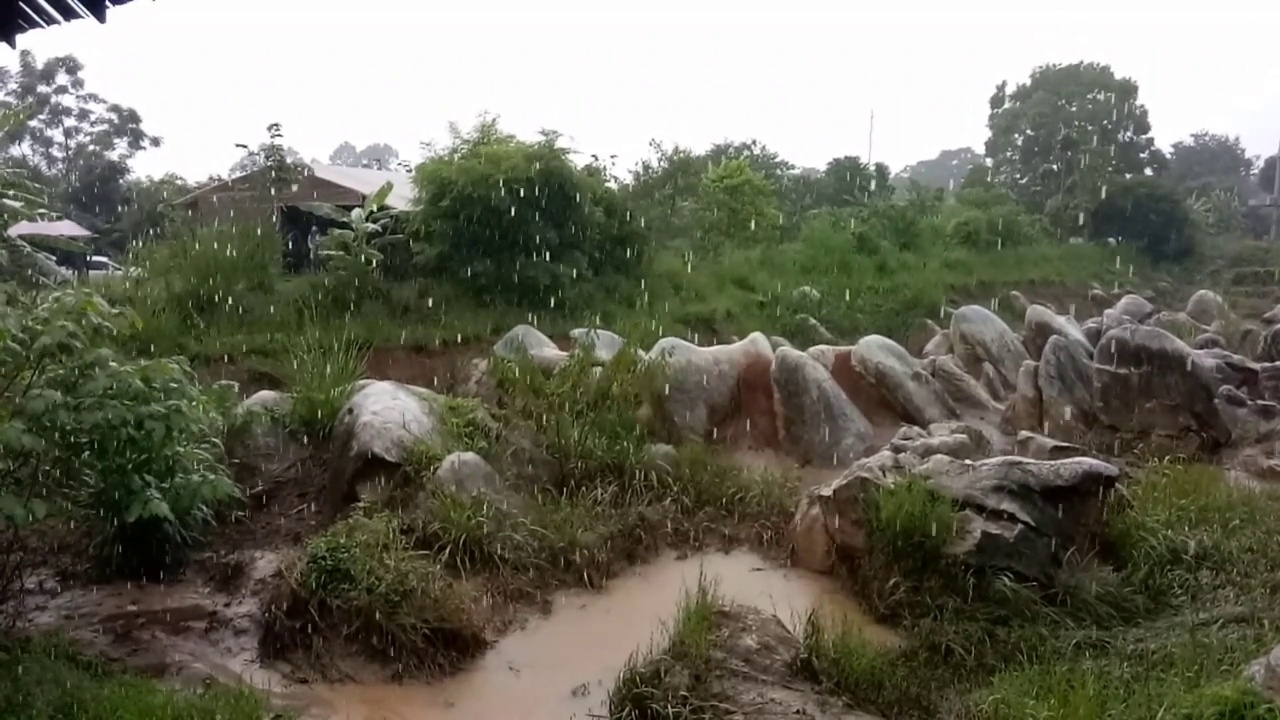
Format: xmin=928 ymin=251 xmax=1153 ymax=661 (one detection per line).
xmin=25 ymin=549 xmax=892 ymax=720
xmin=306 ymin=550 xmax=894 ymax=720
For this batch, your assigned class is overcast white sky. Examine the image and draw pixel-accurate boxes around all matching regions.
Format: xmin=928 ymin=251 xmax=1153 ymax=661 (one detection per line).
xmin=9 ymin=0 xmax=1280 ymax=181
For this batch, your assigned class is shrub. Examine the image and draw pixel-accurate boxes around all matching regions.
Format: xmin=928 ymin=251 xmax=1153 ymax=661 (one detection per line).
xmin=261 ymin=512 xmax=487 ymax=676
xmin=0 ymin=289 xmax=238 ymax=583
xmin=1091 ymin=175 xmax=1195 ymax=263
xmin=411 ymin=116 xmax=647 ymax=308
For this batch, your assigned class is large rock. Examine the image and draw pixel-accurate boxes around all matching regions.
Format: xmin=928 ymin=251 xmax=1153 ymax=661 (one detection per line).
xmin=648 ymin=332 xmax=776 ymax=445
xmin=327 ymin=380 xmax=449 ymax=510
xmin=791 ymin=453 xmax=1120 ymax=584
xmin=772 ymin=347 xmax=875 ymax=468
xmin=569 ymin=327 xmax=626 ymax=362
xmin=1022 ymin=304 xmax=1091 ymax=361
xmin=1146 ymin=311 xmax=1208 ymax=342
xmin=1246 ymin=642 xmax=1280 ymax=703
xmin=1038 ymin=335 xmax=1095 ymax=442
xmin=1000 ymin=360 xmax=1042 ymax=434
xmin=1260 ymin=325 xmax=1280 ymax=363
xmin=494 ymin=324 xmax=568 ymax=371
xmin=1186 ymin=289 xmax=1230 ymax=327
xmin=1093 ymin=325 xmax=1232 ymax=450
xmin=848 ymin=335 xmax=958 ymax=427
xmin=928 ymin=354 xmax=1002 ymax=418
xmin=950 ymin=305 xmax=1030 ymax=392
xmin=1113 ymin=294 xmax=1156 ymax=323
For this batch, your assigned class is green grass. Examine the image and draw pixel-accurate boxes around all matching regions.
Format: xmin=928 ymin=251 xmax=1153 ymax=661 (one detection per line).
xmin=281 ymin=325 xmax=367 ymax=438
xmin=795 ymin=462 xmax=1280 ymax=719
xmin=260 ymin=511 xmax=488 ymax=678
xmin=0 ymin=635 xmax=278 ymax=720
xmin=608 ymin=574 xmax=722 ymax=719
xmin=112 ymin=221 xmax=1152 ymax=364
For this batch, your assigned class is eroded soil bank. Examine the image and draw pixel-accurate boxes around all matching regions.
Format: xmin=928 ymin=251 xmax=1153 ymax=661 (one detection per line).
xmin=24 ymin=550 xmax=891 ymax=720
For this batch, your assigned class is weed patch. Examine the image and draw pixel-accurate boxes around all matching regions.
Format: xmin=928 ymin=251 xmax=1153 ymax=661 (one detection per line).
xmin=0 ymin=635 xmax=276 ymax=720
xmin=260 ymin=511 xmax=488 ymax=678
xmin=282 ymin=327 xmax=367 ymax=439
xmin=609 ymin=574 xmax=721 ymax=719
xmin=796 ymin=463 xmax=1280 ymax=719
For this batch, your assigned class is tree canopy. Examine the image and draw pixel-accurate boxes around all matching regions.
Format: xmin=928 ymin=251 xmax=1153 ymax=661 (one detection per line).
xmin=1166 ymin=131 xmax=1256 ymax=193
xmin=985 ymin=61 xmax=1163 ymax=226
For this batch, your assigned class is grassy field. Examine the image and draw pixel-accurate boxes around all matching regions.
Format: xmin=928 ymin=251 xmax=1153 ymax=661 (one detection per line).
xmin=607 ymin=462 xmax=1280 ymax=719
xmin=0 ymin=636 xmax=275 ymax=720
xmin=107 ymin=222 xmax=1156 ymax=364
xmin=794 ymin=462 xmax=1280 ymax=719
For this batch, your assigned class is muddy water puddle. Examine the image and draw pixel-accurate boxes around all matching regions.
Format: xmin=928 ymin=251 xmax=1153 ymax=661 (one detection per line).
xmin=306 ymin=550 xmax=894 ymax=720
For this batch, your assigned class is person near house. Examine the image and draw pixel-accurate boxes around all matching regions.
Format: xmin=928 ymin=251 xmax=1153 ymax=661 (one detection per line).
xmin=307 ymin=225 xmax=320 ymax=270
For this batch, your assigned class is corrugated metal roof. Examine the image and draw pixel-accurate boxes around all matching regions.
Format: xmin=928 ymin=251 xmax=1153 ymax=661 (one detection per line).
xmin=308 ymin=163 xmax=416 ymax=210
xmin=3 ymin=0 xmax=136 ymax=48
xmin=170 ymin=162 xmax=416 ymax=210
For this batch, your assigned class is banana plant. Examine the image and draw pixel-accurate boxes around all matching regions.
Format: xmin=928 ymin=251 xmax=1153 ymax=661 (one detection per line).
xmin=296 ymin=181 xmax=406 ymax=274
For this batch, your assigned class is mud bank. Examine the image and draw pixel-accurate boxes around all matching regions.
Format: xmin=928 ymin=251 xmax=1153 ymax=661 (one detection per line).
xmin=304 ymin=550 xmax=893 ymax=720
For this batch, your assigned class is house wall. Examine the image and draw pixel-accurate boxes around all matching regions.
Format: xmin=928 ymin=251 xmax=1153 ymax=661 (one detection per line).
xmin=174 ymin=171 xmax=365 ymax=227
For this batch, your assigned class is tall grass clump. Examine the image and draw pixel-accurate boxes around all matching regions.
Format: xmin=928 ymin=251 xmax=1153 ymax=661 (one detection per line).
xmin=609 ymin=573 xmax=722 ymax=719
xmin=114 ymin=223 xmax=283 ymax=356
xmin=282 ymin=325 xmax=368 ymax=438
xmin=492 ymin=347 xmax=794 ymax=533
xmin=796 ymin=462 xmax=1280 ymax=719
xmin=0 ymin=635 xmax=276 ymax=720
xmin=260 ymin=511 xmax=487 ymax=678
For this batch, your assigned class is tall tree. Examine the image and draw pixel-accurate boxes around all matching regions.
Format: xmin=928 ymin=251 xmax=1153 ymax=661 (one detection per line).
xmin=985 ymin=61 xmax=1163 ymax=228
xmin=0 ymin=50 xmax=161 ymax=228
xmin=893 ymin=147 xmax=984 ymax=191
xmin=327 ymin=141 xmax=401 ymax=170
xmin=1166 ymin=131 xmax=1256 ymax=192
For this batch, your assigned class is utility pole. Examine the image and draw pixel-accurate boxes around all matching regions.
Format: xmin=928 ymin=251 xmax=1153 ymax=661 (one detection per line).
xmin=867 ymin=110 xmax=875 ymax=165
xmin=1272 ymin=138 xmax=1280 ymax=243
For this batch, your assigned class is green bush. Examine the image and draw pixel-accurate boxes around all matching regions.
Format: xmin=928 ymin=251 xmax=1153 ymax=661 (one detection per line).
xmin=411 ymin=116 xmax=647 ymax=307
xmin=0 ymin=289 xmax=238 ymax=582
xmin=263 ymin=512 xmax=487 ymax=676
xmin=1091 ymin=175 xmax=1195 ymax=263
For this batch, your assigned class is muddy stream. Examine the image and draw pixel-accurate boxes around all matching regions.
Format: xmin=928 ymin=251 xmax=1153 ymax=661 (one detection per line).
xmin=30 ymin=550 xmax=892 ymax=720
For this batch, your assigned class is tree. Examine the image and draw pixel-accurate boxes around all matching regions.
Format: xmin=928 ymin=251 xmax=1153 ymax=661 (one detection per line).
xmin=327 ymin=141 xmax=402 ymax=170
xmin=985 ymin=62 xmax=1162 ymax=228
xmin=893 ymin=147 xmax=985 ymax=192
xmin=620 ymin=140 xmax=706 ymax=242
xmin=411 ymin=116 xmax=646 ymax=306
xmin=704 ymin=139 xmax=795 ymax=188
xmin=1091 ymin=175 xmax=1193 ymax=263
xmin=0 ymin=50 xmax=161 ymax=229
xmin=231 ymin=123 xmax=306 ymax=195
xmin=1166 ymin=131 xmax=1256 ymax=193
xmin=693 ymin=158 xmax=780 ymax=246
xmin=230 ymin=122 xmax=304 ymax=178
xmin=819 ymin=155 xmax=893 ymax=207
